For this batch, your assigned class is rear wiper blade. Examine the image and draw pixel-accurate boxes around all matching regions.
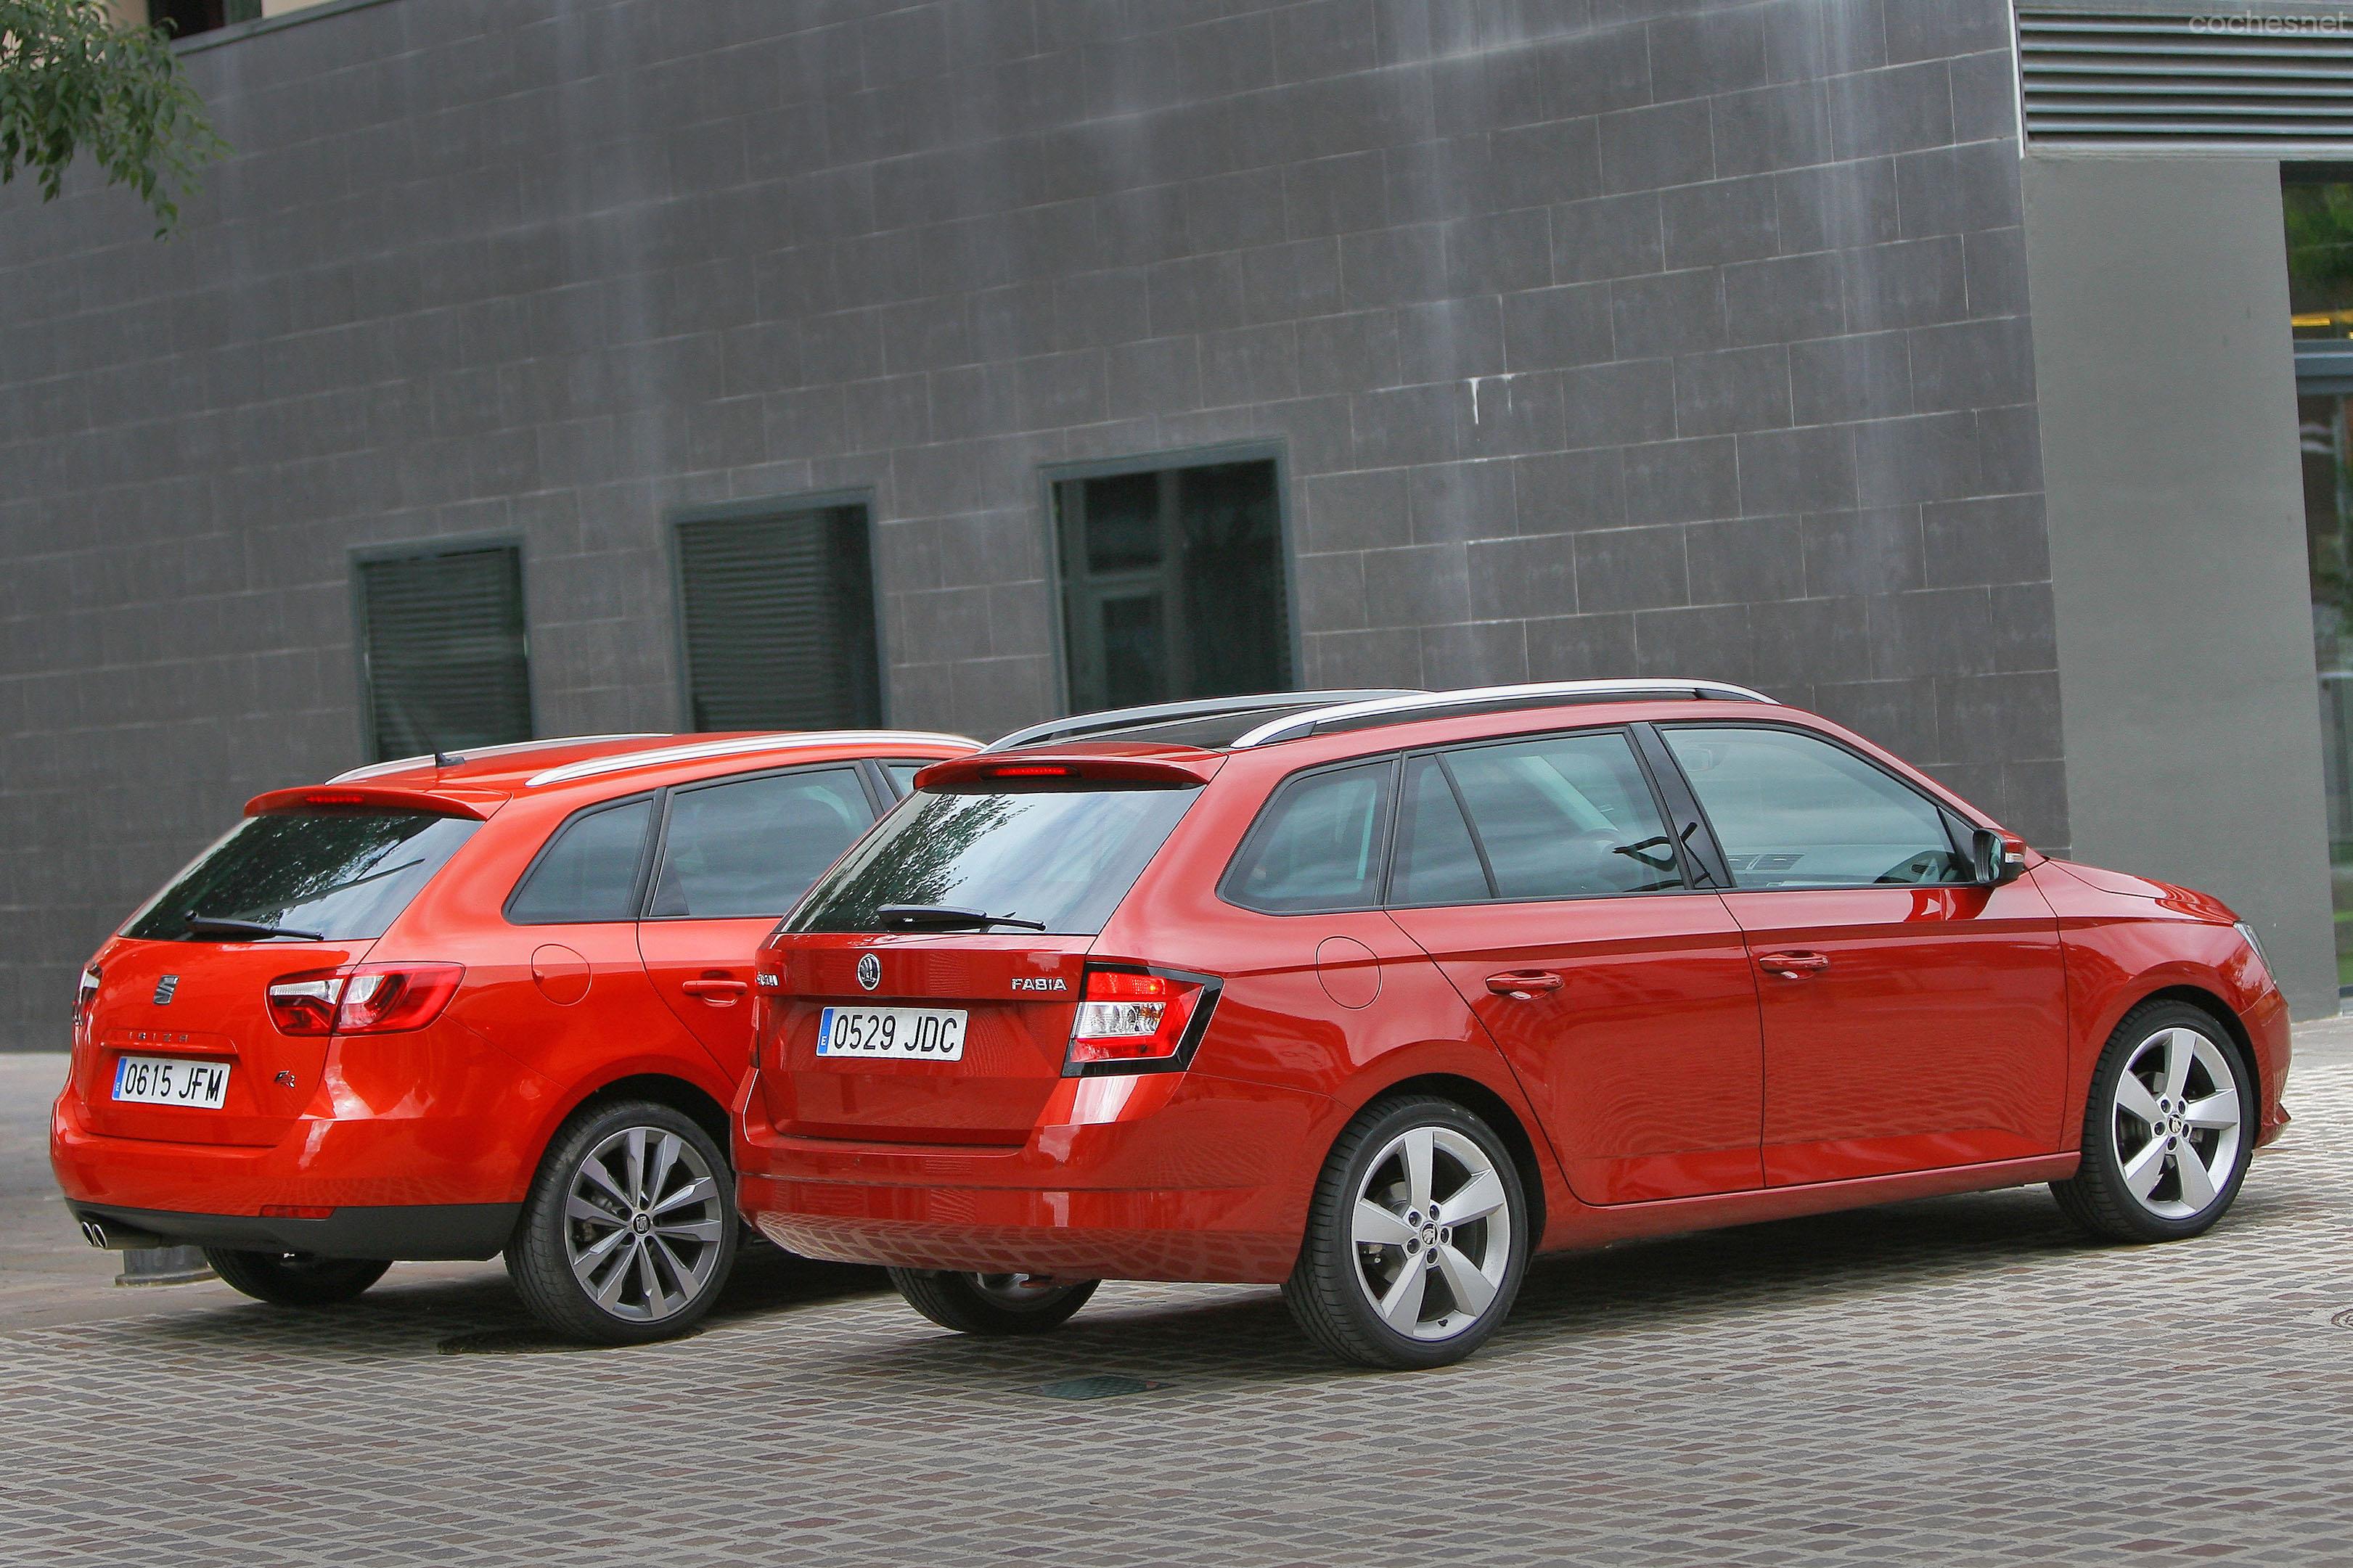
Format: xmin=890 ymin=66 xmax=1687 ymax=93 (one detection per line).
xmin=185 ymin=914 xmax=324 ymax=941
xmin=876 ymin=904 xmax=1048 ymax=933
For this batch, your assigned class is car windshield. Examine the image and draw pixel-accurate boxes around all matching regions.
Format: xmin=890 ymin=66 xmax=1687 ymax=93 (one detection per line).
xmin=122 ymin=809 xmax=481 ymax=942
xmin=785 ymin=785 xmax=1198 ymax=936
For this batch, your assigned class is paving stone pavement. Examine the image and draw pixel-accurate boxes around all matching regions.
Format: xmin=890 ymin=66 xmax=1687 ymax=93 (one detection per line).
xmin=3 ymin=1041 xmax=2350 ymax=1567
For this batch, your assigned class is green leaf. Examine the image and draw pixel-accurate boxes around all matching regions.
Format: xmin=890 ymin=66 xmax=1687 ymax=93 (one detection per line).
xmin=0 ymin=0 xmax=228 ymax=237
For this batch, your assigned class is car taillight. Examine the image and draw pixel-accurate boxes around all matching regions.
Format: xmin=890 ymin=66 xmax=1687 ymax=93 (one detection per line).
xmin=1065 ymin=965 xmax=1217 ymax=1074
xmin=265 ymin=963 xmax=465 ymax=1036
xmin=72 ymin=964 xmax=100 ymax=1045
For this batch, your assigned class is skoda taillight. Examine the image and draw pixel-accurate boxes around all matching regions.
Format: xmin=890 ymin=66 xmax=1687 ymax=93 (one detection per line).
xmin=72 ymin=964 xmax=100 ymax=1047
xmin=1065 ymin=965 xmax=1218 ymax=1074
xmin=266 ymin=963 xmax=465 ymax=1036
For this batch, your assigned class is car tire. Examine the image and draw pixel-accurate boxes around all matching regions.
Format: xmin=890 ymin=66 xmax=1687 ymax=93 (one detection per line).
xmin=888 ymin=1268 xmax=1099 ymax=1334
xmin=505 ymin=1099 xmax=740 ymax=1345
xmin=203 ymin=1249 xmax=389 ymax=1307
xmin=1282 ymin=1093 xmax=1528 ymax=1371
xmin=2050 ymin=1000 xmax=2255 ymax=1244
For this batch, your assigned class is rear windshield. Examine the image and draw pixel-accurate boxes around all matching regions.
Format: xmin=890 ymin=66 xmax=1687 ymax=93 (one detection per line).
xmin=785 ymin=786 xmax=1197 ymax=936
xmin=123 ymin=809 xmax=481 ymax=942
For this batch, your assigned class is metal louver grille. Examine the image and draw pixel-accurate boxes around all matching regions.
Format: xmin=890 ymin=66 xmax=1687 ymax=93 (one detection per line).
xmin=356 ymin=545 xmax=533 ymax=761
xmin=2019 ymin=10 xmax=2353 ymax=147
xmin=674 ymin=506 xmax=881 ymax=732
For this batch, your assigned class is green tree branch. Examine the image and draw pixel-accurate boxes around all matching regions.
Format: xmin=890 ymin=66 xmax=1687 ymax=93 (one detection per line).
xmin=0 ymin=0 xmax=226 ymax=236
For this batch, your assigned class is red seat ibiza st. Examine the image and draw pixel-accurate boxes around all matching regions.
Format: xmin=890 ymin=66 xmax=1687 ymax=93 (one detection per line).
xmin=737 ymin=682 xmax=2293 ymax=1369
xmin=54 ymin=729 xmax=973 ymax=1342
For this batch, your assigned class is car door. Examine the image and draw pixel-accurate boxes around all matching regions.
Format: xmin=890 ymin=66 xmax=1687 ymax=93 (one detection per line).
xmin=1384 ymin=728 xmax=1765 ymax=1204
xmin=636 ymin=763 xmax=886 ymax=1070
xmin=1655 ymin=723 xmax=2068 ymax=1186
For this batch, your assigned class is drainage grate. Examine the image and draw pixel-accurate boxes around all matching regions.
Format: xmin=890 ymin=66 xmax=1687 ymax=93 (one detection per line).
xmin=1036 ymin=1374 xmax=1171 ymax=1400
xmin=438 ymin=1326 xmax=704 ymax=1355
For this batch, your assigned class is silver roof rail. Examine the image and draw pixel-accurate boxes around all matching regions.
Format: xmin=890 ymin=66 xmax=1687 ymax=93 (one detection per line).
xmin=525 ymin=731 xmax=981 ymax=788
xmin=1230 ymin=679 xmax=1774 ymax=748
xmin=982 ymin=691 xmax=1425 ymax=753
xmin=330 ymin=734 xmax=667 ymax=783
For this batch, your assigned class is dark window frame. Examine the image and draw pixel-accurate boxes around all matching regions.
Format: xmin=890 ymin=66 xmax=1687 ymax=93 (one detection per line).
xmin=637 ymin=760 xmax=890 ymax=924
xmin=1648 ymin=719 xmax=1979 ymax=892
xmin=1381 ymin=726 xmax=1703 ymax=911
xmin=1038 ymin=441 xmax=1304 ymax=715
xmin=348 ymin=533 xmax=536 ymax=766
xmin=1216 ymin=754 xmax=1403 ymax=916
xmin=664 ymin=490 xmax=890 ymax=734
xmin=502 ymin=792 xmax=662 ymax=927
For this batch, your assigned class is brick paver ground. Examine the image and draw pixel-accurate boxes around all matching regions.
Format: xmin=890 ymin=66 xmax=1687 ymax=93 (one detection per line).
xmin=4 ymin=1034 xmax=2350 ymax=1567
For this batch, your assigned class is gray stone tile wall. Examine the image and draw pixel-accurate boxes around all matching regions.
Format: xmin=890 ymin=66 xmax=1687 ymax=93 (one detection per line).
xmin=0 ymin=0 xmax=2062 ymax=1036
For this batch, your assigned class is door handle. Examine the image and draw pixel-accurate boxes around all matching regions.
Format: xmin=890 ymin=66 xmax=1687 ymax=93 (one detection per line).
xmin=680 ymin=977 xmax=748 ymax=1005
xmin=1756 ymin=951 xmax=1830 ymax=978
xmin=1486 ymin=971 xmax=1563 ymax=1000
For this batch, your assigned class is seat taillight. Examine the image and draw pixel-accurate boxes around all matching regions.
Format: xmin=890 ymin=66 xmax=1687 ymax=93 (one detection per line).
xmin=266 ymin=963 xmax=465 ymax=1036
xmin=1065 ymin=965 xmax=1219 ymax=1074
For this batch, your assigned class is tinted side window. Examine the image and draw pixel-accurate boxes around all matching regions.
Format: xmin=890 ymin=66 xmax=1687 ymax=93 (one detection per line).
xmin=1221 ymin=762 xmax=1391 ymax=913
xmin=883 ymin=763 xmax=925 ymax=795
xmin=1391 ymin=756 xmax=1491 ymax=904
xmin=1663 ymin=726 xmax=1969 ymax=889
xmin=647 ymin=768 xmax=875 ymax=919
xmin=1446 ymin=731 xmax=1683 ymax=899
xmin=508 ymin=798 xmax=655 ymax=923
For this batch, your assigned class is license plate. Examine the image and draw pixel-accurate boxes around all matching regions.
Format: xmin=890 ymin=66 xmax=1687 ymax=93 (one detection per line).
xmin=815 ymin=1006 xmax=967 ymax=1061
xmin=112 ymin=1054 xmax=232 ymax=1109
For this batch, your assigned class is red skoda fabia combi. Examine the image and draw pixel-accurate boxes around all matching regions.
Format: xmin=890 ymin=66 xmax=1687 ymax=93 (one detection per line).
xmin=737 ymin=682 xmax=2292 ymax=1368
xmin=54 ymin=728 xmax=973 ymax=1342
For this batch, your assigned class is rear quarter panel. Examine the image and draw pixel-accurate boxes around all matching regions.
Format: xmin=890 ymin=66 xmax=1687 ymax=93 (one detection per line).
xmin=1094 ymin=760 xmax=1577 ymax=1243
xmin=371 ymin=795 xmax=736 ymax=1158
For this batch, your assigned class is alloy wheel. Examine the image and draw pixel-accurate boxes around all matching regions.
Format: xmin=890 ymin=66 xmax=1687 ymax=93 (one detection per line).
xmin=1348 ymin=1124 xmax=1514 ymax=1342
xmin=2111 ymin=1026 xmax=2244 ymax=1221
xmin=563 ymin=1125 xmax=727 ymax=1323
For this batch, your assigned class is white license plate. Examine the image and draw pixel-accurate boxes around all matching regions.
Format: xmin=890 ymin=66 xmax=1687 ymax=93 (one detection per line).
xmin=815 ymin=1006 xmax=967 ymax=1061
xmin=112 ymin=1054 xmax=232 ymax=1109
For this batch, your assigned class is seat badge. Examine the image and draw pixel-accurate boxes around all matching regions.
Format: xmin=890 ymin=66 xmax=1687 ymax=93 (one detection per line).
xmin=856 ymin=953 xmax=880 ymax=992
xmin=152 ymin=976 xmax=179 ymax=1005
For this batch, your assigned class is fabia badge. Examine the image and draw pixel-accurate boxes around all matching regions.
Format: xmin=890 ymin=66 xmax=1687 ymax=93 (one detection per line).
xmin=856 ymin=953 xmax=880 ymax=992
xmin=152 ymin=975 xmax=179 ymax=1006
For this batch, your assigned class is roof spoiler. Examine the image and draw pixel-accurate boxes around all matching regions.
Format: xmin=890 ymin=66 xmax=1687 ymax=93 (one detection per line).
xmin=245 ymin=784 xmax=504 ymax=820
xmin=914 ymin=746 xmax=1224 ymax=790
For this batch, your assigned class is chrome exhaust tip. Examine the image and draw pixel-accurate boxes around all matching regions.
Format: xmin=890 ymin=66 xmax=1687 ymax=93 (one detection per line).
xmin=79 ymin=1220 xmax=109 ymax=1249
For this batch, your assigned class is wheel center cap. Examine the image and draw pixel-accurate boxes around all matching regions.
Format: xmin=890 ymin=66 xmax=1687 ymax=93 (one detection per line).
xmin=2169 ymin=1116 xmax=2183 ymax=1134
xmin=631 ymin=1214 xmax=650 ymax=1235
xmin=1420 ymin=1223 xmax=1438 ymax=1244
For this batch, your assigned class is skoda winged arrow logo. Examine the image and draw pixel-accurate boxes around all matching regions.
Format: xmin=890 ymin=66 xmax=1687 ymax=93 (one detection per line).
xmin=856 ymin=953 xmax=880 ymax=992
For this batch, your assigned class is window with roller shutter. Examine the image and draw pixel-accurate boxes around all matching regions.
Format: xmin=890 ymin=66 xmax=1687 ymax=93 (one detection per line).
xmin=353 ymin=543 xmax=533 ymax=763
xmin=671 ymin=503 xmax=882 ymax=732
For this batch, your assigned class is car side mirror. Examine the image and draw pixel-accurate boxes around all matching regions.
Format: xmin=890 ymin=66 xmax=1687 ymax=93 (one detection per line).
xmin=1971 ymin=828 xmax=2026 ymax=886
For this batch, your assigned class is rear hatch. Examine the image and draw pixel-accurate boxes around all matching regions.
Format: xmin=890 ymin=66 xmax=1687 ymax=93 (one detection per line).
xmin=73 ymin=803 xmax=482 ymax=1147
xmin=756 ymin=752 xmax=1208 ymax=1146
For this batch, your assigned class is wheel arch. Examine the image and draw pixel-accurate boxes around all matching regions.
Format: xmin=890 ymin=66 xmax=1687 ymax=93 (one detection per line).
xmin=1358 ymin=1072 xmax=1550 ymax=1245
xmin=2134 ymin=985 xmax=2262 ymax=1112
xmin=555 ymin=1072 xmax=735 ymax=1162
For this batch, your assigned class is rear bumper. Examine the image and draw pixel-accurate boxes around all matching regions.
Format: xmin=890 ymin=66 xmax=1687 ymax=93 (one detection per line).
xmin=50 ymin=1085 xmax=537 ymax=1226
xmin=68 ymin=1199 xmax=517 ymax=1261
xmin=735 ymin=1070 xmax=1331 ymax=1284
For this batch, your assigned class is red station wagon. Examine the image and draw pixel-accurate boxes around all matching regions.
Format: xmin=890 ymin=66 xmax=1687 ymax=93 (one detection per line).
xmin=54 ymin=728 xmax=974 ymax=1342
xmin=737 ymin=682 xmax=2291 ymax=1369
